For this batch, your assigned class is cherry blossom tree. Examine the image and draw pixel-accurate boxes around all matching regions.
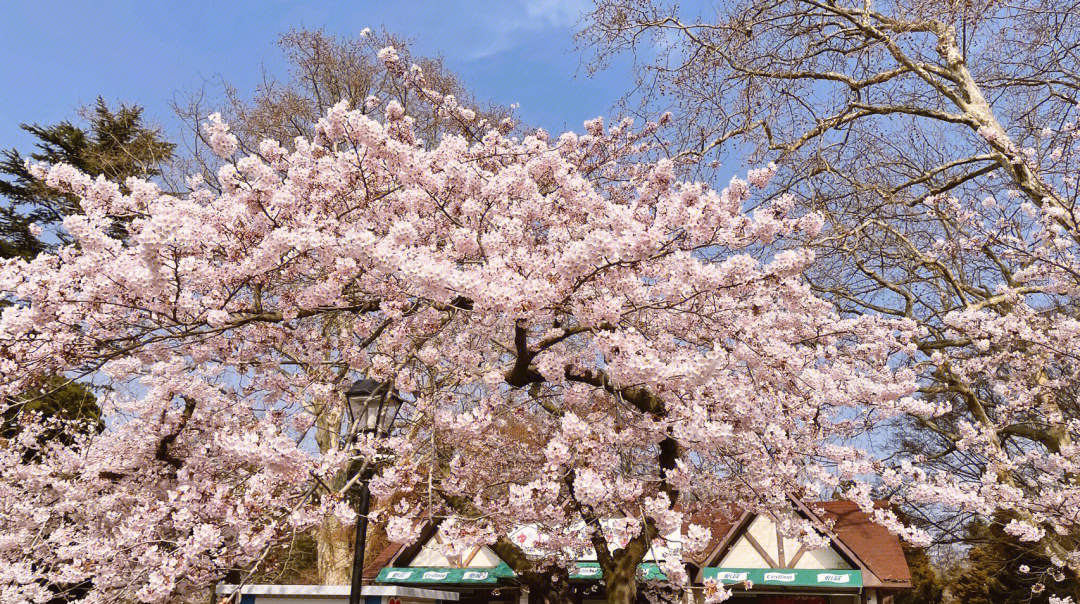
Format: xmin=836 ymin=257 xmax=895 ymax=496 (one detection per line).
xmin=581 ymin=2 xmax=1080 ymax=600
xmin=0 ymin=52 xmax=916 ymax=604
xmin=860 ymin=149 xmax=1080 ymax=600
xmin=170 ymin=26 xmax=519 ymax=585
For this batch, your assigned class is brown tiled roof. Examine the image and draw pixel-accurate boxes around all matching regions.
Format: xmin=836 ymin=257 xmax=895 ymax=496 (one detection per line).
xmin=684 ymin=505 xmax=743 ymax=566
xmin=363 ymin=520 xmax=437 ymax=581
xmin=362 ymin=542 xmax=405 ymax=580
xmin=811 ymin=500 xmax=911 ymax=584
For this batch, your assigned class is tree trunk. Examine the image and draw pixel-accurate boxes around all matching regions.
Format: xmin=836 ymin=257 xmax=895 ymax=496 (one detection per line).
xmin=316 ymin=513 xmax=353 ymax=584
xmin=598 ymin=530 xmax=649 ymax=604
xmin=314 ymin=403 xmax=351 ymax=584
xmin=525 ymin=573 xmax=575 ymax=604
xmin=603 ymin=561 xmax=638 ymax=604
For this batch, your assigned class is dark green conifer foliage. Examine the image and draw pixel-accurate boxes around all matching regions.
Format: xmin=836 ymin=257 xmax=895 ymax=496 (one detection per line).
xmin=947 ymin=518 xmax=1080 ymax=604
xmin=0 ymin=97 xmax=173 ymax=258
xmin=895 ymin=543 xmax=945 ymax=604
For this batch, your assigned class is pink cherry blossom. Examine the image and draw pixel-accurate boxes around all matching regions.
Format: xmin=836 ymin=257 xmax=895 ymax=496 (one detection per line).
xmin=0 ymin=71 xmax=919 ymax=604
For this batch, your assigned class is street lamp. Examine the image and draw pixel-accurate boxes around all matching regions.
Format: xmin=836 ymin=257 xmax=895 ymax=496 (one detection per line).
xmin=346 ymin=378 xmax=401 ymax=435
xmin=346 ymin=378 xmax=401 ymax=604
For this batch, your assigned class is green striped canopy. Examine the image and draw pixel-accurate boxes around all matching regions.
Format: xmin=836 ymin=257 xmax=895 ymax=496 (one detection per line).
xmin=376 ymin=562 xmax=516 ymax=585
xmin=569 ymin=563 xmax=667 ymax=581
xmin=377 ymin=562 xmax=670 ymax=584
xmin=702 ymin=568 xmax=862 ymax=588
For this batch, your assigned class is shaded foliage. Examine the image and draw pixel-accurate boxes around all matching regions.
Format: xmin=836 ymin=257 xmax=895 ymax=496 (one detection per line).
xmin=895 ymin=543 xmax=945 ymax=604
xmin=0 ymin=375 xmax=102 ymax=447
xmin=947 ymin=519 xmax=1080 ymax=604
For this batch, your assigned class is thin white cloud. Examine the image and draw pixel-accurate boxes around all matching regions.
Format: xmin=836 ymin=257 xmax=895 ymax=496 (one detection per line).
xmin=466 ymin=0 xmax=591 ymax=60
xmin=524 ymin=0 xmax=590 ymax=27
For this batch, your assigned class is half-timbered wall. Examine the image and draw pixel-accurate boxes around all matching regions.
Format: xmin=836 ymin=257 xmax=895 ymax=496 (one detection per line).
xmin=716 ymin=515 xmax=851 ymax=570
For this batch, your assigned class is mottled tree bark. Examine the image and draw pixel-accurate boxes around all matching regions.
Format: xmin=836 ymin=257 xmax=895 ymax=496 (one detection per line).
xmin=316 ymin=513 xmax=353 ymax=585
xmin=524 ymin=571 xmax=575 ymax=604
xmin=314 ymin=403 xmax=351 ymax=584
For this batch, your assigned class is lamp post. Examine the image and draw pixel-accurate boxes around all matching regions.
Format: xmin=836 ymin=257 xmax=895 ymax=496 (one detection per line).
xmin=345 ymin=379 xmax=401 ymax=604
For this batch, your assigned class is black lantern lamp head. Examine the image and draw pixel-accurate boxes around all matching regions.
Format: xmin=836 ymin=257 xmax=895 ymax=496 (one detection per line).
xmin=345 ymin=378 xmax=401 ymax=435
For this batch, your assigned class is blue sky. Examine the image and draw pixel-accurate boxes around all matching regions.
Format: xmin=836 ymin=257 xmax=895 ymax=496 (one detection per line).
xmin=0 ymin=0 xmax=642 ymax=152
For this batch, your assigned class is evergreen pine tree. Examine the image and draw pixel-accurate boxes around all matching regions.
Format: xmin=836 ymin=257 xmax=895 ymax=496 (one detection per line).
xmin=0 ymin=97 xmax=173 ymax=258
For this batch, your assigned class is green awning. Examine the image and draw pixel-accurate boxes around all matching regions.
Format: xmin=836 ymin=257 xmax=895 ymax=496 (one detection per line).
xmin=376 ymin=562 xmax=516 ymax=585
xmin=702 ymin=568 xmax=862 ymax=588
xmin=570 ymin=562 xmax=667 ymax=581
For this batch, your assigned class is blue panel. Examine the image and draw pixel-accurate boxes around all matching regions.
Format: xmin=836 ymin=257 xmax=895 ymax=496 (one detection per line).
xmin=365 ymin=596 xmax=383 ymax=604
xmin=240 ymin=595 xmax=257 ymax=604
